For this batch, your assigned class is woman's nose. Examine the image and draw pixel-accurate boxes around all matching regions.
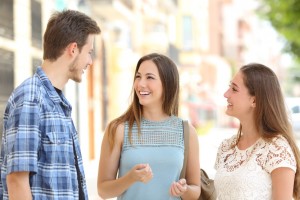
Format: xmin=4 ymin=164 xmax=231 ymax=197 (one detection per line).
xmin=138 ymin=78 xmax=146 ymax=87
xmin=224 ymin=89 xmax=229 ymax=98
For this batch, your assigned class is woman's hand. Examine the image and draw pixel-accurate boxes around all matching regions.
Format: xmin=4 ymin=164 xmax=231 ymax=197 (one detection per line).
xmin=169 ymin=178 xmax=188 ymax=197
xmin=129 ymin=163 xmax=153 ymax=183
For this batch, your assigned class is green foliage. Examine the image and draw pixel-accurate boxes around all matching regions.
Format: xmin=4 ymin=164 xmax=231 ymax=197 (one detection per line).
xmin=258 ymin=0 xmax=300 ymax=95
xmin=258 ymin=0 xmax=300 ymax=60
xmin=283 ymin=64 xmax=300 ymax=95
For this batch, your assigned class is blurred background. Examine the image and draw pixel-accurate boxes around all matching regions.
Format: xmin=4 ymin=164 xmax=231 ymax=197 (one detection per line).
xmin=0 ymin=0 xmax=300 ymax=199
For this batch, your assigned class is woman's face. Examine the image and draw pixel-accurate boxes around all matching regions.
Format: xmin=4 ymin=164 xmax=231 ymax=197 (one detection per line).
xmin=223 ymin=70 xmax=255 ymax=120
xmin=134 ymin=60 xmax=163 ymax=109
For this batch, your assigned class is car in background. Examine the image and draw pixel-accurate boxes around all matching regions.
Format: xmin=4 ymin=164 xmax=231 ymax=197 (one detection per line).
xmin=285 ymin=97 xmax=300 ymax=139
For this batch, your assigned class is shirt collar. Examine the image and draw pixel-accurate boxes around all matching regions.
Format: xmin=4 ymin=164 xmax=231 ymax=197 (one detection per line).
xmin=35 ymin=67 xmax=72 ymax=110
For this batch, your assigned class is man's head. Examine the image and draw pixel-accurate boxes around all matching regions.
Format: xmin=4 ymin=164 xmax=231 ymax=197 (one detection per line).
xmin=43 ymin=10 xmax=101 ymax=61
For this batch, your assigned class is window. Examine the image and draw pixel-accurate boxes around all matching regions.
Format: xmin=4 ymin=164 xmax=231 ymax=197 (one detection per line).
xmin=0 ymin=48 xmax=14 ymax=100
xmin=0 ymin=48 xmax=14 ymax=141
xmin=31 ymin=0 xmax=42 ymax=48
xmin=32 ymin=57 xmax=41 ymax=75
xmin=120 ymin=0 xmax=133 ymax=9
xmin=0 ymin=0 xmax=14 ymax=39
xmin=182 ymin=16 xmax=193 ymax=50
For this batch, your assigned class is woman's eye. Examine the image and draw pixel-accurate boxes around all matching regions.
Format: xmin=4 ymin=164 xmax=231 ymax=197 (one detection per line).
xmin=231 ymin=87 xmax=238 ymax=92
xmin=228 ymin=84 xmax=237 ymax=92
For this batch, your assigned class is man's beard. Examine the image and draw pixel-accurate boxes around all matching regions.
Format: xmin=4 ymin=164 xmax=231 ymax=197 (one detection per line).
xmin=68 ymin=56 xmax=82 ymax=82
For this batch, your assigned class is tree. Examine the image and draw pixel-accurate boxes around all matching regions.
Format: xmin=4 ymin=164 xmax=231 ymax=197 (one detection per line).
xmin=259 ymin=0 xmax=300 ymax=95
xmin=259 ymin=0 xmax=300 ymax=61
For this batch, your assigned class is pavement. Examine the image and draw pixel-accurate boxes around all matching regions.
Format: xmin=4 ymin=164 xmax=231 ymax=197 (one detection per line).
xmin=198 ymin=127 xmax=236 ymax=178
xmin=85 ymin=127 xmax=300 ymax=200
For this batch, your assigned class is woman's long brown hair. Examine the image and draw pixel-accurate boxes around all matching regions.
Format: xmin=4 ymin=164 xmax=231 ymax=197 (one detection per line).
xmin=106 ymin=53 xmax=180 ymax=150
xmin=237 ymin=63 xmax=300 ymax=199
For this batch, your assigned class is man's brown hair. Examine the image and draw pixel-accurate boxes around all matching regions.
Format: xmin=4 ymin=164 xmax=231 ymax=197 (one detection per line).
xmin=43 ymin=10 xmax=101 ymax=61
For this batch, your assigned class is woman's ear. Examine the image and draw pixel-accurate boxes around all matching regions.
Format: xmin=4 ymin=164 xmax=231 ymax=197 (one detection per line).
xmin=251 ymin=98 xmax=256 ymax=108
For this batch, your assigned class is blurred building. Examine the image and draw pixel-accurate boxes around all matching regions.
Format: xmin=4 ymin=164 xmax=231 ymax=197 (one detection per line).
xmin=0 ymin=0 xmax=289 ymax=170
xmin=91 ymin=0 xmax=234 ymax=133
xmin=0 ymin=0 xmax=105 ymax=162
xmin=1 ymin=0 xmax=292 ymax=199
xmin=0 ymin=0 xmax=44 ymax=144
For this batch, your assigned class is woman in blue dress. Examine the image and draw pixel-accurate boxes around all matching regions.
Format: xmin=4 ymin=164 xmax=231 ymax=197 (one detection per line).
xmin=97 ymin=53 xmax=201 ymax=200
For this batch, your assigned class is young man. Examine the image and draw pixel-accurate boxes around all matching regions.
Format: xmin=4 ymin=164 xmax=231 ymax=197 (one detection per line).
xmin=0 ymin=10 xmax=101 ymax=200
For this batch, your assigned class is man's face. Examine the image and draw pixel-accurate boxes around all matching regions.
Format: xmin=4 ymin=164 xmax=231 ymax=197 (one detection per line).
xmin=68 ymin=34 xmax=95 ymax=82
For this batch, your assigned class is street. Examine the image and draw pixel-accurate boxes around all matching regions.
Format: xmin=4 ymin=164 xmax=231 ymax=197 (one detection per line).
xmin=86 ymin=128 xmax=300 ymax=200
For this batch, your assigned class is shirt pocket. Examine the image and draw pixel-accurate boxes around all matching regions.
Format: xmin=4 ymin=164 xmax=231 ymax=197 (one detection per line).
xmin=45 ymin=132 xmax=68 ymax=144
xmin=41 ymin=132 xmax=72 ymax=164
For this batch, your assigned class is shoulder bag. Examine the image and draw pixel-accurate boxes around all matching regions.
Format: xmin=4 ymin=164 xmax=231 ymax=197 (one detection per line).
xmin=180 ymin=120 xmax=217 ymax=200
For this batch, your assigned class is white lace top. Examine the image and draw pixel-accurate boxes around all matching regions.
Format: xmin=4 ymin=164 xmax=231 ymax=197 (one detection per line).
xmin=214 ymin=134 xmax=296 ymax=200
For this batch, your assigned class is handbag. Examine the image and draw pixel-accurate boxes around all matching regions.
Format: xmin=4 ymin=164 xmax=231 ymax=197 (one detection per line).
xmin=180 ymin=120 xmax=217 ymax=200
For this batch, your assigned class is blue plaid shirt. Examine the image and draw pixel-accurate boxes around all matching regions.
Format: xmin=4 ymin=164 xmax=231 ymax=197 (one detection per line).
xmin=0 ymin=67 xmax=88 ymax=200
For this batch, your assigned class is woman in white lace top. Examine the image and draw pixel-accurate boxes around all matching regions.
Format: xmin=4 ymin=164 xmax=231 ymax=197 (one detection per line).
xmin=214 ymin=63 xmax=300 ymax=200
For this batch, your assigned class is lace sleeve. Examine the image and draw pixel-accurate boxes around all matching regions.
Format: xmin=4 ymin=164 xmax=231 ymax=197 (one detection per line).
xmin=264 ymin=136 xmax=297 ymax=173
xmin=214 ymin=135 xmax=236 ymax=170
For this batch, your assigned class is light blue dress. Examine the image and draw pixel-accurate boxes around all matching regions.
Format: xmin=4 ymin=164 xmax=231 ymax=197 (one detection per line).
xmin=118 ymin=116 xmax=184 ymax=200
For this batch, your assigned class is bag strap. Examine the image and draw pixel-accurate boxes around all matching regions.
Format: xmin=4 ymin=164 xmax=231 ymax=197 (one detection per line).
xmin=180 ymin=120 xmax=189 ymax=179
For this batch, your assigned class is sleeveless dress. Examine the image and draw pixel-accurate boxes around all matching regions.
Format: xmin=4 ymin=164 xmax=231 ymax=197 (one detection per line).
xmin=214 ymin=134 xmax=296 ymax=200
xmin=117 ymin=116 xmax=184 ymax=200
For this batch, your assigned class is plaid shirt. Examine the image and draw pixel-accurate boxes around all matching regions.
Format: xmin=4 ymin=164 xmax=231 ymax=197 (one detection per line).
xmin=0 ymin=67 xmax=88 ymax=200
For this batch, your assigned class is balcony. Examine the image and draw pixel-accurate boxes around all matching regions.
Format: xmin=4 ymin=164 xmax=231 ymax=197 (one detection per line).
xmin=89 ymin=0 xmax=134 ymax=21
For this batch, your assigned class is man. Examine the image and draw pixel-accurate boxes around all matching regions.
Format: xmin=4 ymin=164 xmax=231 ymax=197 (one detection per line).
xmin=0 ymin=10 xmax=101 ymax=199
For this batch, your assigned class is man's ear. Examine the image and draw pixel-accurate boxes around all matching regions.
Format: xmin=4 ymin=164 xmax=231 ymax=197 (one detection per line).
xmin=67 ymin=42 xmax=77 ymax=55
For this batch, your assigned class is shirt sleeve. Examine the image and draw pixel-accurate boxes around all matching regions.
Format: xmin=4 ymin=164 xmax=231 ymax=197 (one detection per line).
xmin=264 ymin=136 xmax=297 ymax=173
xmin=5 ymin=100 xmax=40 ymax=174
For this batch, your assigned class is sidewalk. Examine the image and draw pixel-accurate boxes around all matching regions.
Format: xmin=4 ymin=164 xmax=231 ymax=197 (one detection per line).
xmin=85 ymin=136 xmax=116 ymax=200
xmin=85 ymin=160 xmax=102 ymax=200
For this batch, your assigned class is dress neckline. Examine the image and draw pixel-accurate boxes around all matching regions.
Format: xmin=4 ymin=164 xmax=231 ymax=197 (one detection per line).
xmin=235 ymin=137 xmax=262 ymax=152
xmin=142 ymin=115 xmax=174 ymax=123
